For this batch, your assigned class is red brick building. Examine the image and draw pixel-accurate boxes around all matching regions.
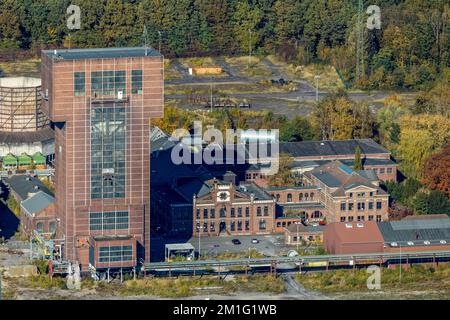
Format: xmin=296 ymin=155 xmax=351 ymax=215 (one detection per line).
xmin=41 ymin=47 xmax=163 ymax=269
xmin=303 ymin=160 xmax=390 ymax=223
xmin=324 ymin=216 xmax=450 ymax=255
xmin=323 ymin=221 xmax=385 ymax=254
xmin=20 ymin=191 xmax=56 ymax=236
xmin=192 ymin=179 xmax=276 ymax=236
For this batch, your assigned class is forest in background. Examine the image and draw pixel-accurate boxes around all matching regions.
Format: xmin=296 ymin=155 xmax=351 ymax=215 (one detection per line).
xmin=0 ymin=0 xmax=448 ymax=214
xmin=0 ymin=0 xmax=449 ymax=89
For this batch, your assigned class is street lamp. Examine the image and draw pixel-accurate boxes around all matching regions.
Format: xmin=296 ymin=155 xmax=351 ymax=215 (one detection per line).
xmin=248 ymin=29 xmax=252 ymax=69
xmin=314 ymin=75 xmax=320 ymax=102
xmin=399 ymin=242 xmax=402 ymax=283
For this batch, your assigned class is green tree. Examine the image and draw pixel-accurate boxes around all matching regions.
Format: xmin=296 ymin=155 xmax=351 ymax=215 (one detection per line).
xmin=354 ymin=146 xmax=363 ymax=170
xmin=232 ymin=1 xmax=263 ymax=54
xmin=411 ymin=191 xmax=430 ymax=215
xmin=428 ymin=190 xmax=450 ymax=215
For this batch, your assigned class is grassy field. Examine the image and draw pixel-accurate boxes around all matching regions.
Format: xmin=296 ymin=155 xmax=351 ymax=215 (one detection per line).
xmin=296 ymin=264 xmax=450 ymax=299
xmin=165 ymin=82 xmax=295 ymax=96
xmin=265 ymin=55 xmax=344 ymax=90
xmin=0 ymin=59 xmax=41 ymax=77
xmin=225 ymin=56 xmax=273 ymax=78
xmin=4 ymin=274 xmax=285 ymax=299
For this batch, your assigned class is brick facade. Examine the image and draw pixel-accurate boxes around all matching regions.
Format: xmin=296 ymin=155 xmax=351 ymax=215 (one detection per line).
xmin=41 ymin=48 xmax=163 ymax=268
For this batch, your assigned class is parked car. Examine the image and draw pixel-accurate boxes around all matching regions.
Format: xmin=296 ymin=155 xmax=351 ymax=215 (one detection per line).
xmin=251 ymin=238 xmax=259 ymax=244
xmin=231 ymin=239 xmax=241 ymax=245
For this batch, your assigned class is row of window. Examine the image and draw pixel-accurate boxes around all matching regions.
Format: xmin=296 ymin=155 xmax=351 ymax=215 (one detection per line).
xmin=372 ymin=167 xmax=393 ymax=174
xmin=74 ymin=70 xmax=143 ymax=96
xmin=340 ymin=201 xmax=382 ymax=211
xmin=36 ymin=221 xmax=56 ymax=234
xmin=348 ymin=191 xmax=375 ymax=198
xmin=89 ymin=211 xmax=129 ymax=231
xmin=196 ymin=220 xmax=251 ymax=232
xmin=340 ymin=215 xmax=382 ymax=222
xmin=98 ymin=245 xmax=133 ymax=263
xmin=275 ymin=192 xmax=315 ymax=203
xmin=292 ymin=235 xmax=319 ymax=242
xmin=196 ymin=219 xmax=267 ymax=232
xmin=195 ymin=206 xmax=270 ymax=219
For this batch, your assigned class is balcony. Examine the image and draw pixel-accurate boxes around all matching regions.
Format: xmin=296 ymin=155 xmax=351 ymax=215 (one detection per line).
xmin=89 ymin=91 xmax=129 ymax=104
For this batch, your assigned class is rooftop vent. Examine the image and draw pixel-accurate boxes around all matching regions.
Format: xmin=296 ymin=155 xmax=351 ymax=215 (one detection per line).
xmin=320 ymin=142 xmax=325 ymax=146
xmin=25 ymin=177 xmax=31 ymax=181
xmin=34 ymin=186 xmax=39 ymax=190
xmin=345 ymin=223 xmax=353 ymax=228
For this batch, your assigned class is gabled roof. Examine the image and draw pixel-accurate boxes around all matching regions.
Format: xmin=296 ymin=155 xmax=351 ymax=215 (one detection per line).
xmin=279 ymin=139 xmax=389 ymax=158
xmin=238 ymin=182 xmax=273 ymax=201
xmin=286 ymin=223 xmax=325 ymax=234
xmin=326 ymin=221 xmax=384 ymax=244
xmin=6 ymin=175 xmax=53 ymax=200
xmin=378 ymin=218 xmax=450 ymax=245
xmin=21 ymin=191 xmax=54 ymax=216
xmin=305 ymin=160 xmax=386 ymax=197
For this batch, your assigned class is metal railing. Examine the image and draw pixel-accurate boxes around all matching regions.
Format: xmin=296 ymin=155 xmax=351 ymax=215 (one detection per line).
xmin=144 ymin=249 xmax=450 ymax=271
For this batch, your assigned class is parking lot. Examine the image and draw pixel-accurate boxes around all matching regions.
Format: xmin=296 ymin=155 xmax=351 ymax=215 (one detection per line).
xmin=150 ymin=233 xmax=306 ymax=261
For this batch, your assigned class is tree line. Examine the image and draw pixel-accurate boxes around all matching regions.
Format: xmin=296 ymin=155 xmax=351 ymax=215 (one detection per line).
xmin=0 ymin=0 xmax=449 ymax=89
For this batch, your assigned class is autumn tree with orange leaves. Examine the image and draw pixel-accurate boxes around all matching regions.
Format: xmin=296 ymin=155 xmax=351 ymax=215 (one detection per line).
xmin=421 ymin=143 xmax=450 ymax=197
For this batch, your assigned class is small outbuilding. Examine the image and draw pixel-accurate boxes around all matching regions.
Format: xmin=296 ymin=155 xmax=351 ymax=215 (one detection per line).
xmin=284 ymin=223 xmax=324 ymax=245
xmin=323 ymin=221 xmax=384 ymax=254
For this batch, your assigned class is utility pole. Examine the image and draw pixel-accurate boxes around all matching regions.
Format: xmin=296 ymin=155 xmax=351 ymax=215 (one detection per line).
xmin=296 ymin=223 xmax=299 ymax=252
xmin=198 ymin=226 xmax=201 ymax=261
xmin=248 ymin=29 xmax=252 ymax=69
xmin=210 ymin=76 xmax=213 ymax=112
xmin=157 ymin=30 xmax=162 ymax=54
xmin=399 ymin=243 xmax=402 ymax=283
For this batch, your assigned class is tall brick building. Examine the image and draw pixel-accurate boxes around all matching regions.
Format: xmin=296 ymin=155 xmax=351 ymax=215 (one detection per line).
xmin=41 ymin=47 xmax=163 ymax=269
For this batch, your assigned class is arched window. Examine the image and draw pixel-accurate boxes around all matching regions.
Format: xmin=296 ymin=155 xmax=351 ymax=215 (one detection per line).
xmin=49 ymin=221 xmax=56 ymax=234
xmin=259 ymin=219 xmax=266 ymax=230
xmin=276 ymin=194 xmax=280 ymax=202
xmin=287 ymin=193 xmax=292 ymax=203
xmin=310 ymin=192 xmax=314 ymax=200
xmin=305 ymin=193 xmax=309 ymax=200
xmin=313 ymin=211 xmax=322 ymax=219
xmin=299 ymin=193 xmax=303 ymax=201
xmin=36 ymin=222 xmax=44 ymax=233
